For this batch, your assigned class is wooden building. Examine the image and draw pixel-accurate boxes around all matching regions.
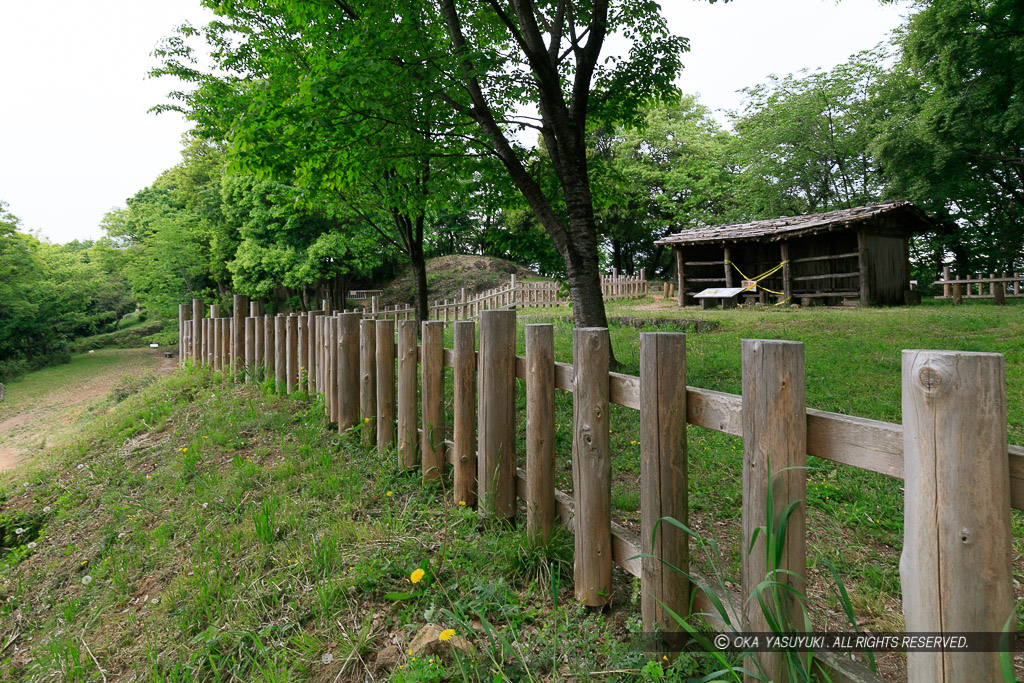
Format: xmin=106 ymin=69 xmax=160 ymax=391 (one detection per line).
xmin=655 ymin=201 xmax=935 ymax=307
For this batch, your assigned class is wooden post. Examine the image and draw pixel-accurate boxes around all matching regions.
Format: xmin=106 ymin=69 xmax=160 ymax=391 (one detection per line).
xmin=376 ymin=319 xmax=396 ymax=453
xmin=286 ymin=314 xmax=298 ymax=393
xmin=572 ymin=327 xmax=611 ymax=606
xmin=337 ymin=312 xmax=360 ymax=431
xmin=952 ymin=283 xmax=963 ymax=305
xmin=328 ymin=316 xmax=338 ymax=421
xmin=222 ymin=319 xmax=231 ymax=371
xmin=275 ymin=314 xmax=286 ymax=391
xmin=421 ymin=321 xmax=445 ymax=483
xmin=232 ymin=294 xmax=247 ymax=375
xmin=245 ymin=317 xmax=256 ymax=381
xmin=306 ymin=311 xmax=317 ymax=393
xmin=178 ymin=304 xmax=189 ymax=366
xmin=254 ymin=316 xmax=264 ymax=379
xmin=856 ymin=231 xmax=869 ymax=307
xmin=741 ymin=340 xmax=806 ymax=683
xmin=263 ymin=315 xmax=274 ymax=381
xmin=200 ymin=318 xmax=208 ymax=366
xmin=397 ymin=320 xmax=418 ymax=470
xmin=675 ymin=247 xmax=685 ymax=307
xmin=781 ymin=242 xmax=792 ymax=302
xmin=359 ymin=319 xmax=376 ymax=446
xmin=640 ymin=332 xmax=689 ymax=632
xmin=478 ymin=310 xmax=517 ymax=522
xmin=453 ymin=320 xmax=476 ymax=506
xmin=723 ymin=247 xmax=733 ymax=287
xmin=526 ymin=324 xmax=555 ymax=545
xmin=213 ymin=317 xmax=222 ymax=372
xmin=191 ymin=298 xmax=202 ymax=362
xmin=901 ymin=350 xmax=1012 ymax=683
xmin=943 ymin=265 xmax=952 ymax=298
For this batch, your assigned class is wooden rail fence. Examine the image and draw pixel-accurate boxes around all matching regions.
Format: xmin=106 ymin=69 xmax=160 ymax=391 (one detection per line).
xmin=178 ymin=296 xmax=1018 ymax=683
xmin=933 ymin=266 xmax=1023 ymax=304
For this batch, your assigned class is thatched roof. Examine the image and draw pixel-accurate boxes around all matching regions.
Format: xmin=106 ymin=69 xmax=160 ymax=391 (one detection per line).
xmin=655 ymin=201 xmax=934 ymax=246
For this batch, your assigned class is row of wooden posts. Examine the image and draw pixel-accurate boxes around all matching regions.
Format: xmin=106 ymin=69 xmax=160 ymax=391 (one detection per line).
xmin=178 ymin=294 xmax=1015 ymax=683
xmin=935 ymin=267 xmax=1024 ymax=304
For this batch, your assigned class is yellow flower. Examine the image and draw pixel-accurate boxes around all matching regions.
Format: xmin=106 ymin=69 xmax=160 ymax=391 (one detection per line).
xmin=438 ymin=629 xmax=455 ymax=642
xmin=364 ymin=417 xmax=370 ymax=423
xmin=458 ymin=500 xmax=466 ymax=506
xmin=410 ymin=568 xmax=425 ymax=584
xmin=386 ymin=491 xmax=393 ymax=497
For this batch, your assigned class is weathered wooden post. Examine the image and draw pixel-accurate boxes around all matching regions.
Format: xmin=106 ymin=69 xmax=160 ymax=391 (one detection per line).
xmin=420 ymin=321 xmax=445 ymax=483
xmin=525 ymin=324 xmax=555 ymax=544
xmin=336 ymin=312 xmax=360 ymax=431
xmin=952 ymin=282 xmax=963 ymax=305
xmin=263 ymin=315 xmax=274 ymax=381
xmin=478 ymin=310 xmax=516 ymax=522
xmin=397 ymin=320 xmax=418 ymax=470
xmin=640 ymin=332 xmax=689 ymax=632
xmin=254 ymin=316 xmax=264 ymax=380
xmin=328 ymin=316 xmax=338 ymax=421
xmin=573 ymin=327 xmax=611 ymax=606
xmin=274 ymin=314 xmax=286 ymax=391
xmin=232 ymin=294 xmax=247 ymax=376
xmin=942 ymin=265 xmax=952 ymax=298
xmin=212 ymin=316 xmax=222 ymax=372
xmin=307 ymin=311 xmax=319 ymax=393
xmin=249 ymin=300 xmax=261 ymax=317
xmin=375 ymin=319 xmax=396 ymax=453
xmin=297 ymin=315 xmax=308 ymax=388
xmin=182 ymin=320 xmax=192 ymax=364
xmin=359 ymin=319 xmax=377 ymax=446
xmin=222 ymin=319 xmax=231 ymax=370
xmin=285 ymin=315 xmax=298 ymax=393
xmin=200 ymin=318 xmax=209 ymax=366
xmin=178 ymin=304 xmax=190 ymax=366
xmin=245 ymin=317 xmax=256 ymax=381
xmin=741 ymin=339 xmax=806 ymax=683
xmin=452 ymin=320 xmax=477 ymax=506
xmin=902 ymin=350 xmax=1012 ymax=683
xmin=191 ymin=298 xmax=203 ymax=362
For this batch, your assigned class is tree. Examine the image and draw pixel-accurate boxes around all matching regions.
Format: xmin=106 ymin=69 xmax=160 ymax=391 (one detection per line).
xmin=729 ymin=47 xmax=890 ymax=219
xmin=871 ymin=0 xmax=1024 ymax=276
xmin=154 ymin=0 xmax=690 ymax=359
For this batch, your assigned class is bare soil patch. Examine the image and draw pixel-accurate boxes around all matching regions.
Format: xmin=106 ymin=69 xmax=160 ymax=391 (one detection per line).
xmin=0 ymin=348 xmax=176 ymax=473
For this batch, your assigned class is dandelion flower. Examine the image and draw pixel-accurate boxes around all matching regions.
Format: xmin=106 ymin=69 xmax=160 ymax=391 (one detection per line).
xmin=27 ymin=542 xmax=37 ymax=549
xmin=43 ymin=506 xmax=51 ymax=513
xmin=410 ymin=568 xmax=425 ymax=584
xmin=321 ymin=652 xmax=333 ymax=664
xmin=386 ymin=491 xmax=392 ymax=497
xmin=82 ymin=575 xmax=93 ymax=585
xmin=439 ymin=629 xmax=455 ymax=642
xmin=458 ymin=500 xmax=466 ymax=506
xmin=14 ymin=528 xmax=24 ymax=535
xmin=364 ymin=417 xmax=370 ymax=423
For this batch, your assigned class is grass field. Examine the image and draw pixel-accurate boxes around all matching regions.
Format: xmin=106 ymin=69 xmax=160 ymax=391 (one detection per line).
xmin=0 ymin=299 xmax=1021 ymax=681
xmin=0 ymin=348 xmax=176 ymax=473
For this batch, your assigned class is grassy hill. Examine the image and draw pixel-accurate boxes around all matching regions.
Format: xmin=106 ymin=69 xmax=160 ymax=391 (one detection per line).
xmin=377 ymin=255 xmax=539 ymax=307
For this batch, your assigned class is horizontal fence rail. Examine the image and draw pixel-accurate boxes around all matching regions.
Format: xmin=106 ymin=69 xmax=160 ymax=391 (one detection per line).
xmin=178 ymin=295 xmax=1018 ymax=683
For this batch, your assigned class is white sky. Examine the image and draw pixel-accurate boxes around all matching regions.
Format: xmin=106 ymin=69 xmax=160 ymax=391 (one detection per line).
xmin=0 ymin=0 xmax=909 ymax=244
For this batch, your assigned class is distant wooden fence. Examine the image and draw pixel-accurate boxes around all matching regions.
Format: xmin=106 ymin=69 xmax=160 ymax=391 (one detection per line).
xmin=933 ymin=266 xmax=1023 ymax=304
xmin=178 ymin=296 xmax=1017 ymax=683
xmin=342 ymin=270 xmax=647 ymax=321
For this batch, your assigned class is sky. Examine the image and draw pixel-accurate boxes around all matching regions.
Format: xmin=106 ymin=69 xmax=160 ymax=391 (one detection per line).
xmin=0 ymin=0 xmax=910 ymax=245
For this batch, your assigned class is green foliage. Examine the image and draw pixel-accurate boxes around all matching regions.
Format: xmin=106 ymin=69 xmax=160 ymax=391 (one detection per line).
xmin=0 ymin=201 xmax=135 ymax=381
xmin=871 ymin=0 xmax=1024 ymax=276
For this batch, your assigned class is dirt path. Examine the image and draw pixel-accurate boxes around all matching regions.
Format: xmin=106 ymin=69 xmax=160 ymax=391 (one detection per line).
xmin=0 ymin=348 xmax=177 ymax=473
